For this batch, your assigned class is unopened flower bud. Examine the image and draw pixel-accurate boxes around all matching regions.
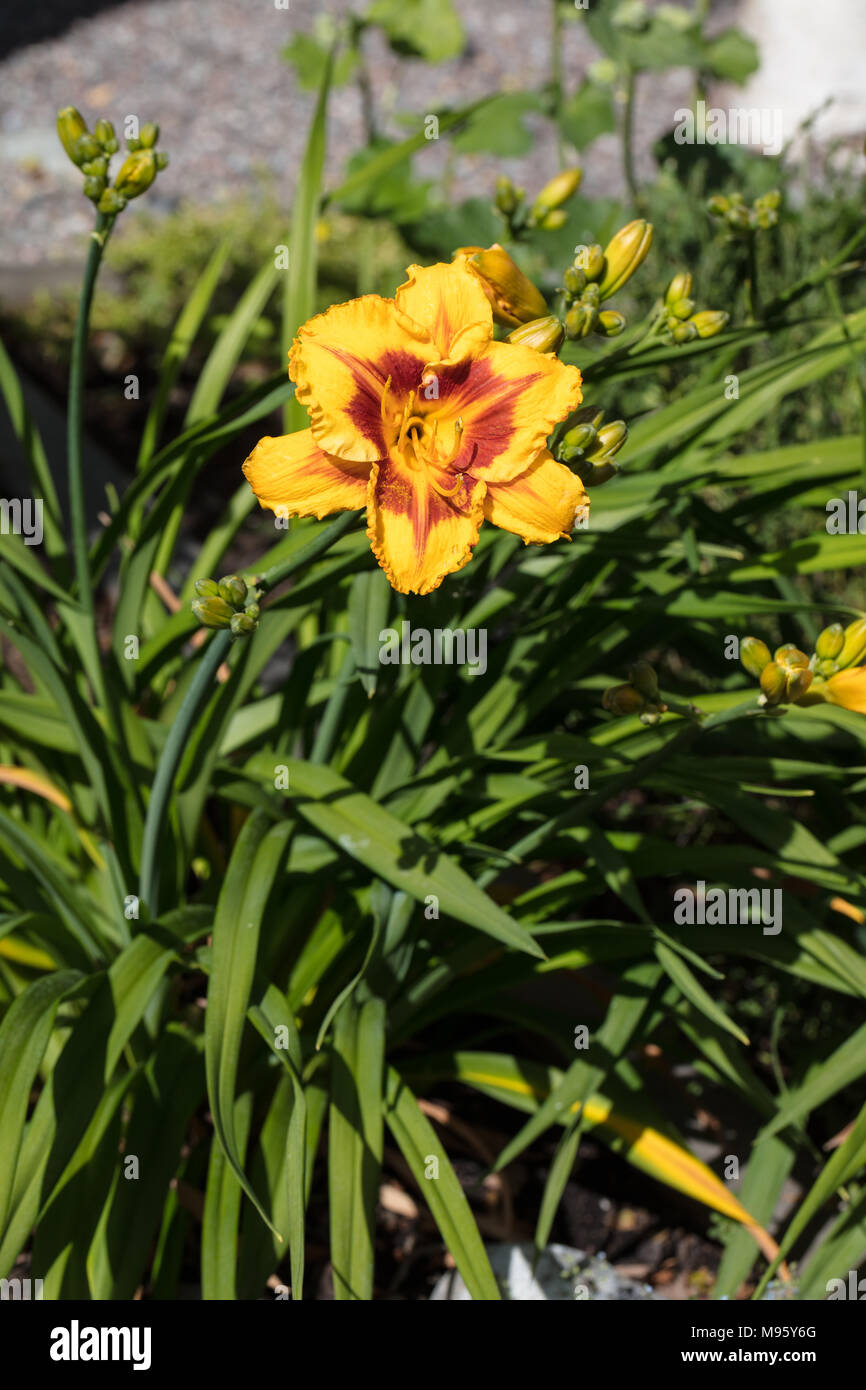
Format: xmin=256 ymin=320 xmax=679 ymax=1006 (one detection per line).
xmin=217 ymin=574 xmax=248 ymax=609
xmin=563 ymin=266 xmax=586 ymax=297
xmin=664 ymin=272 xmax=692 ymax=307
xmin=56 ymin=107 xmax=89 ymax=164
xmin=759 ymin=661 xmax=787 ymax=705
xmin=589 ymin=421 xmax=627 ymax=459
xmin=670 ymin=297 xmax=696 ymax=320
xmin=230 ymin=611 xmax=257 ymax=636
xmin=505 ymin=315 xmax=564 ymax=355
xmin=139 ymin=122 xmax=160 ymax=149
xmin=559 ymin=422 xmax=597 ymax=459
xmin=774 ymin=643 xmax=809 ymax=671
xmin=245 ymin=602 xmax=260 ymax=622
xmin=94 ymin=118 xmax=118 ymax=152
xmin=114 ymin=149 xmax=157 ymax=199
xmin=83 ymin=175 xmax=106 ymax=201
xmin=815 ymin=623 xmax=844 ymax=661
xmin=597 ymin=219 xmax=653 ymax=300
xmin=598 ymin=310 xmax=626 ymax=337
xmin=629 ymin=659 xmax=659 ymax=701
xmin=690 ymin=310 xmax=729 ymax=339
xmin=154 ymin=151 xmax=170 ymax=171
xmin=495 ymin=175 xmax=520 ymax=216
xmin=459 ymin=243 xmax=548 ymax=327
xmin=97 ymin=188 xmax=126 ymax=215
xmin=602 ymin=683 xmax=645 ymax=716
xmin=74 ymin=134 xmax=102 ymax=165
xmin=786 ymin=668 xmax=813 ymax=701
xmin=81 ymin=156 xmax=108 ymax=178
xmin=576 ymin=244 xmax=605 ymax=281
xmin=192 ymin=596 xmax=234 ymax=629
xmin=565 ymin=303 xmax=597 ymax=339
xmin=536 ymin=209 xmax=566 ymax=230
xmin=533 ymin=168 xmax=582 ymax=219
xmin=671 ymin=320 xmax=698 ymax=343
xmin=837 ymin=616 xmax=866 ymax=668
xmin=194 ymin=578 xmax=220 ymax=598
xmin=740 ymin=636 xmax=771 ymax=678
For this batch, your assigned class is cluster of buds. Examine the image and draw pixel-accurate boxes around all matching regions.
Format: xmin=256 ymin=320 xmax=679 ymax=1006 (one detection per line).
xmin=562 ymin=220 xmax=652 ymax=340
xmin=56 ymin=107 xmax=169 ymax=219
xmin=742 ymin=618 xmax=866 ymax=707
xmin=603 ymin=660 xmax=668 ymax=725
xmin=191 ymin=575 xmax=261 ymax=637
xmin=556 ymin=407 xmax=628 ymax=485
xmin=660 ymin=272 xmax=728 ymax=344
xmin=707 ymin=189 xmax=781 ymax=234
xmin=494 ymin=169 xmax=582 ymax=239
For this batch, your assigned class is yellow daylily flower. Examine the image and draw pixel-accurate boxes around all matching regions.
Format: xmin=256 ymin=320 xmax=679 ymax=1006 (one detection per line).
xmin=243 ymin=260 xmax=585 ymax=594
xmin=812 ymin=666 xmax=866 ymax=714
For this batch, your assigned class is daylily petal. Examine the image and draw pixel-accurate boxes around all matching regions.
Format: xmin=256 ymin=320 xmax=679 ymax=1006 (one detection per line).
xmin=290 ymin=295 xmax=433 ymax=464
xmin=816 ymin=667 xmax=866 ymax=714
xmin=366 ymin=456 xmax=486 ymax=595
xmin=432 ymin=341 xmax=583 ymax=484
xmin=243 ymin=429 xmax=369 ymax=519
xmin=395 ymin=261 xmax=493 ymax=365
xmin=484 ymin=450 xmax=588 ymax=543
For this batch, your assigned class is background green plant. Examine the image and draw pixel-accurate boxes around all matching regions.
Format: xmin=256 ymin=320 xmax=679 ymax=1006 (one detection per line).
xmin=1 ymin=0 xmax=865 ymax=1302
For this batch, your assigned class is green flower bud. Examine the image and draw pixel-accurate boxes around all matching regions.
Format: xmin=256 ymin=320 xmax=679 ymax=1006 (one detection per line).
xmin=814 ymin=657 xmax=838 ymax=679
xmin=74 ymin=133 xmax=102 ymax=164
xmin=740 ymin=636 xmax=771 ymax=678
xmin=581 ymin=283 xmax=601 ymax=306
xmin=707 ymin=194 xmax=729 ymax=217
xmin=669 ymin=297 xmax=696 ymax=321
xmin=505 ymin=315 xmax=565 ymax=355
xmin=81 ymin=156 xmax=108 ymax=177
xmin=598 ymin=310 xmax=627 ymax=337
xmin=533 ymin=169 xmax=582 ymax=217
xmin=815 ymin=622 xmax=844 ymax=661
xmin=154 ymin=151 xmax=170 ymax=171
xmin=629 ymin=660 xmax=659 ymax=701
xmin=690 ymin=310 xmax=729 ymax=339
xmin=245 ymin=602 xmax=260 ymax=622
xmin=785 ymin=668 xmax=813 ymax=702
xmin=192 ymin=596 xmax=234 ymax=629
xmin=217 ymin=574 xmax=248 ymax=609
xmin=589 ymin=421 xmax=627 ymax=460
xmin=83 ymin=175 xmax=106 ymax=201
xmin=671 ymin=320 xmax=698 ymax=343
xmin=94 ymin=118 xmax=117 ymax=150
xmin=126 ymin=135 xmax=142 ymax=151
xmin=664 ymin=272 xmax=693 ymax=307
xmin=56 ymin=107 xmax=89 ymax=164
xmin=563 ymin=266 xmax=587 ymax=297
xmin=538 ymin=208 xmax=567 ymax=231
xmin=597 ymin=219 xmax=653 ymax=300
xmin=837 ymin=616 xmax=866 ymax=668
xmin=194 ymin=578 xmax=220 ymax=598
xmin=726 ymin=205 xmax=752 ymax=231
xmin=97 ymin=188 xmax=126 ymax=215
xmin=230 ymin=611 xmax=257 ymax=636
xmin=565 ymin=303 xmax=598 ymax=339
xmin=495 ymin=175 xmax=520 ymax=216
xmin=139 ymin=121 xmax=160 ymax=149
xmin=559 ymin=422 xmax=597 ymax=459
xmin=759 ymin=661 xmax=787 ymax=705
xmin=576 ymin=244 xmax=605 ymax=281
xmin=114 ymin=149 xmax=157 ymax=198
xmin=602 ymin=683 xmax=645 ymax=716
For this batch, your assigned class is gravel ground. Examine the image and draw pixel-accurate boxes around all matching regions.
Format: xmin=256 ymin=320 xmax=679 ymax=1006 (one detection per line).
xmin=0 ymin=0 xmax=698 ymax=273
